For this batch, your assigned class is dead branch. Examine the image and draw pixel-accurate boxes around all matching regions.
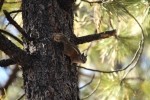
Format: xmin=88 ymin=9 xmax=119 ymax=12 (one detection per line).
xmin=0 ymin=32 xmax=31 ymax=66
xmin=0 ymin=29 xmax=23 ymax=45
xmin=75 ymin=30 xmax=116 ymax=45
xmin=0 ymin=59 xmax=16 ymax=67
xmin=4 ymin=12 xmax=19 ymax=29
xmin=3 ymin=10 xmax=31 ymax=41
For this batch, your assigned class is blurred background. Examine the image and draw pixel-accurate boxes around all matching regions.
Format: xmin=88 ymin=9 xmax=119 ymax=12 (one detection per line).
xmin=0 ymin=0 xmax=150 ymax=100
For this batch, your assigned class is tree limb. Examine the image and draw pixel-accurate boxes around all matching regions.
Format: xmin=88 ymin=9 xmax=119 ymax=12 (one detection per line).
xmin=0 ymin=32 xmax=31 ymax=66
xmin=3 ymin=10 xmax=31 ymax=41
xmin=75 ymin=30 xmax=116 ymax=45
xmin=0 ymin=29 xmax=23 ymax=45
xmin=0 ymin=59 xmax=16 ymax=67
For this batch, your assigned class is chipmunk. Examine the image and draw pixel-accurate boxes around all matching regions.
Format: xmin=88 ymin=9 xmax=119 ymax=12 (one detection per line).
xmin=53 ymin=33 xmax=87 ymax=64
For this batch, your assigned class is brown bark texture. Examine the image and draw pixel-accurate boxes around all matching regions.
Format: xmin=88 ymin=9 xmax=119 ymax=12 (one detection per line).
xmin=22 ymin=0 xmax=79 ymax=100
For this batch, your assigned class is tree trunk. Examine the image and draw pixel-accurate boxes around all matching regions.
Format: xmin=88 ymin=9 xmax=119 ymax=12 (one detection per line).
xmin=22 ymin=0 xmax=79 ymax=99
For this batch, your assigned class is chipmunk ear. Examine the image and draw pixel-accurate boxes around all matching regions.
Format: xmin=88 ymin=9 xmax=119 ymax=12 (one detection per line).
xmin=81 ymin=53 xmax=87 ymax=63
xmin=81 ymin=53 xmax=87 ymax=57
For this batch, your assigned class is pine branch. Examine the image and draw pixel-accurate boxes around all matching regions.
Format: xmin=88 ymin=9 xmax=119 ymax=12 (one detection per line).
xmin=0 ymin=59 xmax=16 ymax=67
xmin=79 ymin=74 xmax=95 ymax=89
xmin=75 ymin=30 xmax=116 ymax=45
xmin=0 ymin=32 xmax=31 ymax=66
xmin=0 ymin=29 xmax=23 ymax=45
xmin=3 ymin=10 xmax=32 ymax=41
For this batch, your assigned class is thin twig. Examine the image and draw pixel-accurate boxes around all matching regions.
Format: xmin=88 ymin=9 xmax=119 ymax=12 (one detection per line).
xmin=9 ymin=10 xmax=22 ymax=14
xmin=120 ymin=40 xmax=143 ymax=84
xmin=79 ymin=74 xmax=95 ymax=89
xmin=0 ymin=29 xmax=23 ymax=45
xmin=82 ymin=42 xmax=93 ymax=56
xmin=77 ymin=65 xmax=130 ymax=73
xmin=81 ymin=78 xmax=101 ymax=99
xmin=16 ymin=93 xmax=25 ymax=100
xmin=3 ymin=10 xmax=31 ymax=41
xmin=123 ymin=77 xmax=144 ymax=81
xmin=4 ymin=12 xmax=20 ymax=29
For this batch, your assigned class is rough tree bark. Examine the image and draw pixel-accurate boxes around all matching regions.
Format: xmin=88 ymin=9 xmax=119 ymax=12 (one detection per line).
xmin=22 ymin=0 xmax=79 ymax=100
